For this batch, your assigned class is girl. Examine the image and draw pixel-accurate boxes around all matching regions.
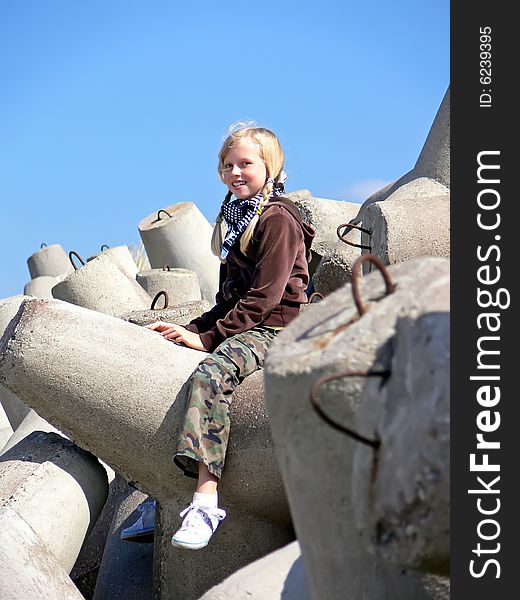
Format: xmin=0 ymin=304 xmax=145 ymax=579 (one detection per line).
xmin=134 ymin=125 xmax=314 ymax=549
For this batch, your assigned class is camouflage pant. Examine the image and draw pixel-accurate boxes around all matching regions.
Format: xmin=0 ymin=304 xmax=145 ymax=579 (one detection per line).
xmin=173 ymin=326 xmax=279 ymax=479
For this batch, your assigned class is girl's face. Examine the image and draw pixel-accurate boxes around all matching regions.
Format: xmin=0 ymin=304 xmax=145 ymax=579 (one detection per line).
xmin=221 ymin=141 xmax=267 ymax=200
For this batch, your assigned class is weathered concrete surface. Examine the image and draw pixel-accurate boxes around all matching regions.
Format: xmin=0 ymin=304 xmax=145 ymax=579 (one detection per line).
xmin=138 ymin=201 xmax=219 ymax=302
xmin=27 ymin=243 xmax=73 ymax=279
xmin=137 ymin=267 xmax=202 ymax=305
xmin=0 ymin=408 xmax=62 ymax=456
xmin=92 ymin=477 xmax=153 ymax=600
xmin=0 ymin=431 xmax=108 ymax=573
xmin=156 ymin=495 xmax=294 ymax=600
xmin=24 ymin=274 xmax=62 ymax=299
xmin=264 ymin=257 xmax=450 ymax=600
xmin=120 ymin=299 xmax=212 ymax=327
xmin=353 ymin=301 xmax=450 ymax=573
xmin=52 ymin=252 xmax=151 ymax=316
xmin=0 ymin=298 xmax=293 ymax=598
xmin=362 ymin=194 xmax=450 ymax=268
xmin=154 ymin=369 xmax=294 ymax=599
xmin=198 ymin=541 xmax=309 ymax=600
xmin=99 ymin=245 xmax=139 ymax=279
xmin=312 ymin=233 xmax=361 ymax=296
xmin=286 ymin=190 xmax=361 ymax=277
xmin=0 ymin=295 xmax=32 ymax=429
xmin=0 ymin=505 xmax=84 ymax=600
xmin=0 ymin=403 xmax=13 ymax=449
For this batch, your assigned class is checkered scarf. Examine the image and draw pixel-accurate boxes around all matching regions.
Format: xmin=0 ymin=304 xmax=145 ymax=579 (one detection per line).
xmin=219 ymin=171 xmax=287 ymax=261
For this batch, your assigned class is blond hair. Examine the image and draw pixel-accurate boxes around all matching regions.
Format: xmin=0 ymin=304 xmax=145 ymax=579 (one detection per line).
xmin=211 ymin=125 xmax=285 ymax=257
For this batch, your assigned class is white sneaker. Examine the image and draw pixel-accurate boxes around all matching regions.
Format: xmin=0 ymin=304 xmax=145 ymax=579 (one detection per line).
xmin=171 ymin=503 xmax=226 ymax=550
xmin=120 ymin=499 xmax=156 ymax=543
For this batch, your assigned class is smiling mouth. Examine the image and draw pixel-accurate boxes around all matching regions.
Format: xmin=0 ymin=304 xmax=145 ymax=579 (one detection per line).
xmin=232 ymin=181 xmax=247 ymax=188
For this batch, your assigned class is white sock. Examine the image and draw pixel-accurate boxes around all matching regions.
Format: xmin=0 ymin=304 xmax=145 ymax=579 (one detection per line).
xmin=192 ymin=491 xmax=218 ymax=508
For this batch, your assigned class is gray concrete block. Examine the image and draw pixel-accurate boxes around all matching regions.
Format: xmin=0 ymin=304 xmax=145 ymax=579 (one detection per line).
xmin=198 ymin=541 xmax=309 ymax=600
xmin=52 ymin=252 xmax=151 ymax=317
xmin=136 ymin=267 xmax=202 ymax=305
xmin=138 ymin=202 xmax=220 ymax=303
xmin=0 ymin=403 xmax=13 ymax=450
xmin=119 ymin=299 xmax=212 ymax=327
xmin=0 ymin=431 xmax=109 ymax=573
xmin=361 ymin=194 xmax=450 ymax=269
xmin=27 ymin=243 xmax=74 ymax=279
xmin=0 ymin=408 xmax=62 ymax=456
xmin=100 ymin=245 xmax=139 ymax=279
xmin=264 ymin=257 xmax=450 ymax=600
xmin=353 ymin=297 xmax=450 ymax=573
xmin=286 ymin=191 xmax=361 ymax=277
xmin=92 ymin=477 xmax=153 ymax=600
xmin=0 ymin=298 xmax=293 ymax=597
xmin=312 ymin=234 xmax=361 ymax=296
xmin=24 ymin=275 xmax=62 ymax=299
xmin=0 ymin=505 xmax=84 ymax=600
xmin=0 ymin=295 xmax=32 ymax=430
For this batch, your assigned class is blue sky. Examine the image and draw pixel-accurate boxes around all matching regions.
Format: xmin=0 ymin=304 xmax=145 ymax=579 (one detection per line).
xmin=0 ymin=0 xmax=449 ymax=299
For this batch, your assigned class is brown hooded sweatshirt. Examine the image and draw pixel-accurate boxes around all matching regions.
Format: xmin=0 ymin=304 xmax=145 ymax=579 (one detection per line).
xmin=185 ymin=197 xmax=315 ymax=352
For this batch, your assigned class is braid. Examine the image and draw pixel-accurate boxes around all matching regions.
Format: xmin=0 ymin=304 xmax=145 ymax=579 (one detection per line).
xmin=239 ymin=182 xmax=273 ymax=254
xmin=211 ymin=191 xmax=232 ymax=257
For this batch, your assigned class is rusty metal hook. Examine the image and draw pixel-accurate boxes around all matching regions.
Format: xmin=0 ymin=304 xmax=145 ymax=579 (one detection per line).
xmin=151 ymin=290 xmax=169 ymax=310
xmin=337 ymin=222 xmax=372 ymax=250
xmin=157 ymin=209 xmax=172 ymax=221
xmin=69 ymin=250 xmax=86 ymax=270
xmin=100 ymin=244 xmax=110 ymax=251
xmin=310 ymin=370 xmax=389 ymax=447
xmin=308 ymin=292 xmax=324 ymax=304
xmin=351 ymin=254 xmax=396 ymax=317
xmin=40 ymin=243 xmax=48 ymax=249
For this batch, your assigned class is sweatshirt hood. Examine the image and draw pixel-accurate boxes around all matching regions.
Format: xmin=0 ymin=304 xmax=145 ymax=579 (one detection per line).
xmin=265 ymin=197 xmax=316 ymax=262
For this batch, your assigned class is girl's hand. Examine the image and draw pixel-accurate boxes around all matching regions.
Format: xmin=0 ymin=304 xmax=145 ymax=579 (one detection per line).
xmin=144 ymin=322 xmax=206 ymax=351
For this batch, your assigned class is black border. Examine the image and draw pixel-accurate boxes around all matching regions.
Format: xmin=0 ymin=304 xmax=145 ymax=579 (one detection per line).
xmin=451 ymin=2 xmax=513 ymax=597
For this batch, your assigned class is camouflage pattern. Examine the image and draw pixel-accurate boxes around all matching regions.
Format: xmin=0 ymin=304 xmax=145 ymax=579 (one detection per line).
xmin=174 ymin=326 xmax=279 ymax=479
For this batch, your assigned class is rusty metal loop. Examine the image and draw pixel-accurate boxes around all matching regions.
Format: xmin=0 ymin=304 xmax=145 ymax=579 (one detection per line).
xmin=351 ymin=254 xmax=396 ymax=317
xmin=163 ymin=265 xmax=171 ymax=271
xmin=308 ymin=292 xmax=324 ymax=304
xmin=337 ymin=222 xmax=372 ymax=250
xmin=310 ymin=370 xmax=389 ymax=447
xmin=157 ymin=209 xmax=172 ymax=221
xmin=40 ymin=242 xmax=48 ymax=249
xmin=151 ymin=290 xmax=169 ymax=310
xmin=100 ymin=244 xmax=110 ymax=251
xmin=68 ymin=250 xmax=86 ymax=270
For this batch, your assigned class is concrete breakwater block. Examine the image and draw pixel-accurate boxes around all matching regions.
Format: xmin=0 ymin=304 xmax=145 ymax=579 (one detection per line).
xmin=24 ymin=274 xmax=62 ymax=299
xmin=353 ymin=301 xmax=450 ymax=573
xmin=99 ymin=245 xmax=139 ymax=279
xmin=199 ymin=540 xmax=309 ymax=600
xmin=0 ymin=403 xmax=12 ymax=450
xmin=27 ymin=243 xmax=73 ymax=279
xmin=92 ymin=477 xmax=153 ymax=600
xmin=0 ymin=431 xmax=108 ymax=574
xmin=286 ymin=190 xmax=361 ymax=276
xmin=312 ymin=233 xmax=361 ymax=297
xmin=0 ymin=408 xmax=62 ymax=456
xmin=0 ymin=295 xmax=32 ymax=430
xmin=0 ymin=505 xmax=84 ymax=600
xmin=361 ymin=194 xmax=450 ymax=269
xmin=120 ymin=299 xmax=212 ymax=327
xmin=264 ymin=257 xmax=450 ymax=600
xmin=138 ymin=202 xmax=219 ymax=303
xmin=0 ymin=298 xmax=293 ymax=598
xmin=136 ymin=267 xmax=202 ymax=305
xmin=52 ymin=252 xmax=151 ymax=317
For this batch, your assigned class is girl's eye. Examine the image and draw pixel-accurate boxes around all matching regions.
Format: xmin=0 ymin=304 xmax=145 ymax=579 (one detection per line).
xmin=240 ymin=162 xmax=251 ymax=168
